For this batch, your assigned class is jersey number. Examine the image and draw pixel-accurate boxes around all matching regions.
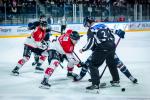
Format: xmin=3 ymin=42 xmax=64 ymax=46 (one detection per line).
xmin=101 ymin=31 xmax=107 ymax=38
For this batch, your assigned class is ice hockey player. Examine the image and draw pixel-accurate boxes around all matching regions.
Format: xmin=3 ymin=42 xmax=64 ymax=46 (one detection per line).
xmin=75 ymin=17 xmax=120 ymax=90
xmin=11 ymin=21 xmax=49 ymax=75
xmin=28 ymin=14 xmax=51 ymax=71
xmin=74 ymin=17 xmax=138 ymax=84
xmin=40 ymin=29 xmax=81 ymax=89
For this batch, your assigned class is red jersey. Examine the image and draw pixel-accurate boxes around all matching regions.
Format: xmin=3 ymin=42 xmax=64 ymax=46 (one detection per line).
xmin=24 ymin=26 xmax=46 ymax=48
xmin=32 ymin=26 xmax=46 ymax=42
xmin=58 ymin=29 xmax=74 ymax=53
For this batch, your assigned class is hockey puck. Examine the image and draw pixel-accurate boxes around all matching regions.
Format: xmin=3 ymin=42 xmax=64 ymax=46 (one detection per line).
xmin=121 ymin=88 xmax=125 ymax=92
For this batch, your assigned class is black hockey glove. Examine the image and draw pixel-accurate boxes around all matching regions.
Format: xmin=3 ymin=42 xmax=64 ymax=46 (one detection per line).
xmin=115 ymin=29 xmax=125 ymax=38
xmin=46 ymin=28 xmax=51 ymax=32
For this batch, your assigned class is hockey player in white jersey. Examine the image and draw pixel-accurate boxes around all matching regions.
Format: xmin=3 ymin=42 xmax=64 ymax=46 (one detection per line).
xmin=28 ymin=15 xmax=51 ymax=72
xmin=11 ymin=21 xmax=49 ymax=75
xmin=40 ymin=29 xmax=82 ymax=89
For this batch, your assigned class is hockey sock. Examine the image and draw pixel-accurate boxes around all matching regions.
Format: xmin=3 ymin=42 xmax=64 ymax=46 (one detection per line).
xmin=44 ymin=60 xmax=59 ymax=78
xmin=67 ymin=66 xmax=74 ymax=73
xmin=17 ymin=57 xmax=30 ymax=68
xmin=80 ymin=67 xmax=88 ymax=77
xmin=44 ymin=67 xmax=54 ymax=79
xmin=34 ymin=56 xmax=39 ymax=63
xmin=36 ymin=55 xmax=47 ymax=68
xmin=120 ymin=65 xmax=132 ymax=78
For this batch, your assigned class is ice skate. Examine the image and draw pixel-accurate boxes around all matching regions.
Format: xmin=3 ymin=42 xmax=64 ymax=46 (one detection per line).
xmin=11 ymin=66 xmax=19 ymax=76
xmin=129 ymin=76 xmax=138 ymax=84
xmin=67 ymin=72 xmax=78 ymax=79
xmin=110 ymin=80 xmax=120 ymax=87
xmin=32 ymin=62 xmax=37 ymax=66
xmin=132 ymin=78 xmax=138 ymax=84
xmin=86 ymin=84 xmax=100 ymax=94
xmin=35 ymin=67 xmax=44 ymax=73
xmin=39 ymin=78 xmax=51 ymax=89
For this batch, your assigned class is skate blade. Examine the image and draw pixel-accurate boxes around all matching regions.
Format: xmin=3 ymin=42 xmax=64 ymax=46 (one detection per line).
xmin=85 ymin=89 xmax=100 ymax=94
xmin=39 ymin=85 xmax=50 ymax=89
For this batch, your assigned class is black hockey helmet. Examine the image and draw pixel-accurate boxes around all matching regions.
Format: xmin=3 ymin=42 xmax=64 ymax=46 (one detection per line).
xmin=83 ymin=17 xmax=95 ymax=27
xmin=39 ymin=14 xmax=46 ymax=21
xmin=40 ymin=21 xmax=47 ymax=27
xmin=40 ymin=14 xmax=46 ymax=19
xmin=70 ymin=31 xmax=80 ymax=41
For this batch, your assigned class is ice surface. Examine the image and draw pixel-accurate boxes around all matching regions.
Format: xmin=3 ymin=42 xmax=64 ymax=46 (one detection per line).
xmin=0 ymin=32 xmax=150 ymax=100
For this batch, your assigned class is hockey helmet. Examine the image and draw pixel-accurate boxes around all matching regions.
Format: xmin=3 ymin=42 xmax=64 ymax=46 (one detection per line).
xmin=66 ymin=29 xmax=73 ymax=34
xmin=40 ymin=14 xmax=46 ymax=21
xmin=40 ymin=21 xmax=47 ymax=27
xmin=83 ymin=17 xmax=95 ymax=27
xmin=40 ymin=14 xmax=46 ymax=19
xmin=70 ymin=31 xmax=80 ymax=41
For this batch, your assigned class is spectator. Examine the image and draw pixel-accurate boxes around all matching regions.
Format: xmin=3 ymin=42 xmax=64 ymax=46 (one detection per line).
xmin=11 ymin=6 xmax=17 ymax=18
xmin=12 ymin=0 xmax=17 ymax=7
xmin=60 ymin=16 xmax=67 ymax=35
xmin=47 ymin=16 xmax=54 ymax=24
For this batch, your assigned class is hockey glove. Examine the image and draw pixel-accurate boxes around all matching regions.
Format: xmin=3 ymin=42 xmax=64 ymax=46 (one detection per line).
xmin=115 ymin=29 xmax=125 ymax=38
xmin=38 ymin=41 xmax=48 ymax=50
xmin=76 ymin=62 xmax=85 ymax=68
xmin=46 ymin=27 xmax=51 ymax=33
xmin=28 ymin=22 xmax=35 ymax=30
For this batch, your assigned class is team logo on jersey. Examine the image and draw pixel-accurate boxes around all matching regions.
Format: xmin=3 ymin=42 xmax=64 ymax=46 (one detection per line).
xmin=63 ymin=36 xmax=69 ymax=41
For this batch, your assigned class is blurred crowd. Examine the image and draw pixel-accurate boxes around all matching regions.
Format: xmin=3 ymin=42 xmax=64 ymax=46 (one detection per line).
xmin=0 ymin=0 xmax=149 ymax=24
xmin=0 ymin=0 xmax=37 ymax=14
xmin=39 ymin=0 xmax=150 ymax=5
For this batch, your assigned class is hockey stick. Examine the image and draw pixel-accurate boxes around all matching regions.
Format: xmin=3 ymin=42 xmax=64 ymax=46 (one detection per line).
xmin=73 ymin=51 xmax=91 ymax=74
xmin=51 ymin=29 xmax=61 ymax=34
xmin=73 ymin=51 xmax=81 ymax=62
xmin=59 ymin=63 xmax=64 ymax=69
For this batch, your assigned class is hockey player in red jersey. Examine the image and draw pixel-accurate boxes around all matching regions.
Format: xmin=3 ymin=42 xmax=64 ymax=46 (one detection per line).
xmin=11 ymin=21 xmax=49 ymax=76
xmin=27 ymin=15 xmax=51 ymax=71
xmin=40 ymin=29 xmax=81 ymax=89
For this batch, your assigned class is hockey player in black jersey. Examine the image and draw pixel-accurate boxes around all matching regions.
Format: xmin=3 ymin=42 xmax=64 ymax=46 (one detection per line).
xmin=76 ymin=17 xmax=120 ymax=90
xmin=74 ymin=17 xmax=138 ymax=85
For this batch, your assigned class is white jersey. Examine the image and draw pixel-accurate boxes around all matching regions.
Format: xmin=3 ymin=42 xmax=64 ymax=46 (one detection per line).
xmin=48 ymin=40 xmax=79 ymax=65
xmin=48 ymin=40 xmax=66 ymax=55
